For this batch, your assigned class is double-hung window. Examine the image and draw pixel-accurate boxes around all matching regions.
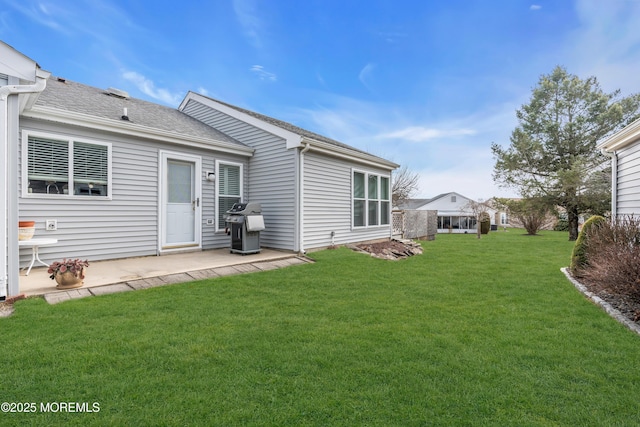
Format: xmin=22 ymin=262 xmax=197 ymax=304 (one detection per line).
xmin=23 ymin=132 xmax=111 ymax=198
xmin=216 ymin=161 xmax=243 ymax=229
xmin=352 ymin=170 xmax=390 ymax=228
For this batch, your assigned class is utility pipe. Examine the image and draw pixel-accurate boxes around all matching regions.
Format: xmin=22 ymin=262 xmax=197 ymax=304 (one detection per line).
xmin=297 ymin=142 xmax=311 ymax=255
xmin=0 ymin=70 xmax=48 ymax=299
xmin=601 ymin=149 xmax=618 ymax=219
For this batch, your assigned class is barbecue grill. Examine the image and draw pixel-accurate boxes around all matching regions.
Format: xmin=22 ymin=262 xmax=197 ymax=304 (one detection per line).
xmin=224 ymin=202 xmax=265 ymax=254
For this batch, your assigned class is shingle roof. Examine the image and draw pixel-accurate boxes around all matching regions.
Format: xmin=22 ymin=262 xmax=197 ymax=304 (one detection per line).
xmin=398 ymin=193 xmax=460 ymax=209
xmin=204 ymin=96 xmax=396 ymax=164
xmin=397 ymin=198 xmax=433 ymax=209
xmin=34 ymin=77 xmax=246 ymax=148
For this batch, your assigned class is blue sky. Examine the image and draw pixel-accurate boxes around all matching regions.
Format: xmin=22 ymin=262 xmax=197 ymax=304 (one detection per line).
xmin=2 ymin=0 xmax=640 ymax=200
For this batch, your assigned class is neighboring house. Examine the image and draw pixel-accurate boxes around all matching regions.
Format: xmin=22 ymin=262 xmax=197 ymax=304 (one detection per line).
xmin=1 ymin=41 xmax=398 ymax=298
xmin=488 ymin=199 xmax=558 ymax=231
xmin=598 ymin=117 xmax=640 ymax=218
xmin=400 ymin=192 xmax=496 ymax=233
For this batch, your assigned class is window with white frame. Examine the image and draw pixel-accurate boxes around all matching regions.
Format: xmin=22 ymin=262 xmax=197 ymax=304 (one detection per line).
xmin=24 ymin=132 xmax=111 ymax=197
xmin=352 ymin=170 xmax=390 ymax=227
xmin=217 ymin=161 xmax=242 ymax=229
xmin=500 ymin=212 xmax=508 ymax=225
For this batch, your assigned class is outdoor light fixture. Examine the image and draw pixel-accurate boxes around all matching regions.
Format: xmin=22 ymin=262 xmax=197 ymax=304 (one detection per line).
xmin=206 ymin=171 xmax=216 ymax=182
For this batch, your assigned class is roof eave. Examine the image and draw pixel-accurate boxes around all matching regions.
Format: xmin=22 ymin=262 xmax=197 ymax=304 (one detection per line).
xmin=598 ymin=117 xmax=640 ymax=152
xmin=22 ymin=105 xmax=254 ymax=157
xmin=302 ymin=137 xmax=399 ymax=170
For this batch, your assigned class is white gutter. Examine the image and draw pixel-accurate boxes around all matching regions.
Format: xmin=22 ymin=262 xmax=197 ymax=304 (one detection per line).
xmin=298 ymin=143 xmax=311 ymax=254
xmin=0 ymin=69 xmax=49 ymax=299
xmin=601 ymin=149 xmax=618 ymax=218
xmin=301 ymin=137 xmax=400 ymax=170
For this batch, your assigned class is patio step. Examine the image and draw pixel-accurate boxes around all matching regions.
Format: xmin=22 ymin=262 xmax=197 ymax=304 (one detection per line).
xmin=43 ymin=256 xmax=312 ymax=305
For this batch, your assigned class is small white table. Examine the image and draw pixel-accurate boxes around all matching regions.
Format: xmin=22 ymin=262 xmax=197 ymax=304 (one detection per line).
xmin=19 ymin=238 xmax=58 ymax=275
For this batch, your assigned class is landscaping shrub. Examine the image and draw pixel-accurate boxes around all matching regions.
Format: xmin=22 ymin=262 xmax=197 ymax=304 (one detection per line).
xmin=570 ymin=214 xmax=605 ymax=275
xmin=580 ymin=216 xmax=640 ymax=302
xmin=554 ymin=218 xmax=569 ymax=232
xmin=480 ymin=212 xmax=491 ymax=234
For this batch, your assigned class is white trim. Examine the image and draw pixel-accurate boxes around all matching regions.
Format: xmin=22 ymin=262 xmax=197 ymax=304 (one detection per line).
xmin=180 ymin=93 xmax=303 ymax=149
xmin=351 ymin=168 xmax=391 ymax=229
xmin=214 ymin=159 xmax=244 ymax=231
xmin=158 ymin=150 xmax=202 ymax=253
xmin=21 ymin=129 xmax=113 ymax=200
xmin=23 ymin=105 xmax=255 ymax=157
xmin=598 ymin=117 xmax=640 ymax=152
xmin=303 ymin=138 xmax=399 ymax=170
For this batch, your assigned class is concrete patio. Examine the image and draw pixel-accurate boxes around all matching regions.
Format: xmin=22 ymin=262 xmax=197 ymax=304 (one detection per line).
xmin=18 ymin=248 xmax=310 ymax=304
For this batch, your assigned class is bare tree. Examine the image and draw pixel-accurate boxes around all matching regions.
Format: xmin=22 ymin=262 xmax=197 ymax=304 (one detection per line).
xmin=392 ymin=165 xmax=420 ymax=207
xmin=464 ymin=199 xmax=492 ymax=239
xmin=494 ymin=197 xmax=554 ymax=235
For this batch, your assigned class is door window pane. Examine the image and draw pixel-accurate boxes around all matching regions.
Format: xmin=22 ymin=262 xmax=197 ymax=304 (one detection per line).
xmin=168 ymin=160 xmax=193 ymax=203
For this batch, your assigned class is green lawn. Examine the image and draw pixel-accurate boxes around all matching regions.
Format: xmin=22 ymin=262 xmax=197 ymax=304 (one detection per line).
xmin=2 ymin=230 xmax=640 ymax=426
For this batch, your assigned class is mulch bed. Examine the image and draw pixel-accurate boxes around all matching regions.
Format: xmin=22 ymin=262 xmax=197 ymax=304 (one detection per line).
xmin=563 ymin=269 xmax=640 ymax=333
xmin=580 ymin=279 xmax=640 ymax=324
xmin=351 ymin=239 xmax=423 ymax=260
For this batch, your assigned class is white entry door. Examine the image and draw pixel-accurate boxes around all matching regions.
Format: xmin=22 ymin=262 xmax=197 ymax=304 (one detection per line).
xmin=160 ymin=152 xmax=201 ymax=250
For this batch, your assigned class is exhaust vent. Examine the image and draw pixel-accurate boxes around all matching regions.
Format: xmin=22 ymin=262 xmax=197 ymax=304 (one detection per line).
xmin=106 ymin=87 xmax=129 ymax=99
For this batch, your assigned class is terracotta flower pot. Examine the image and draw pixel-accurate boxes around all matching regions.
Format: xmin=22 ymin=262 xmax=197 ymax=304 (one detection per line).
xmin=18 ymin=221 xmax=36 ymax=241
xmin=54 ymin=271 xmax=84 ymax=289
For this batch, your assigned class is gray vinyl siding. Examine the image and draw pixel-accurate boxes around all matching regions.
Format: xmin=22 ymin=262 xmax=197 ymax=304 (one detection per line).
xmin=181 ymin=100 xmax=297 ymax=250
xmin=18 ymin=118 xmax=248 ymax=267
xmin=303 ymin=151 xmax=391 ymax=249
xmin=616 ymin=141 xmax=640 ymax=216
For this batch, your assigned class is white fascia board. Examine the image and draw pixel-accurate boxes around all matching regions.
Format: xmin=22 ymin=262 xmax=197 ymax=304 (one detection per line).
xmin=303 ymin=137 xmax=399 ymax=170
xmin=598 ymin=117 xmax=640 ymax=152
xmin=180 ymin=92 xmax=303 ymax=149
xmin=0 ymin=41 xmax=38 ymax=82
xmin=23 ymin=105 xmax=254 ymax=157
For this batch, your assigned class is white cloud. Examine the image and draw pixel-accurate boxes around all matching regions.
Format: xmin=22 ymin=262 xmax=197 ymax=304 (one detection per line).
xmin=379 ymin=126 xmax=477 ymax=142
xmin=358 ymin=63 xmax=376 ymax=91
xmin=121 ymin=71 xmax=182 ymax=105
xmin=377 ymin=30 xmax=408 ymax=44
xmin=233 ymin=0 xmax=264 ymax=49
xmin=197 ymin=87 xmax=209 ymax=96
xmin=3 ymin=0 xmax=68 ymax=33
xmin=530 ymin=5 xmax=542 ymax=11
xmin=250 ymin=65 xmax=277 ymax=82
xmin=565 ymin=0 xmax=640 ymax=95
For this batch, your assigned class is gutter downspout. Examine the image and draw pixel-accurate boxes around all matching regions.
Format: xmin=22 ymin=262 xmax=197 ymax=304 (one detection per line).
xmin=298 ymin=142 xmax=311 ymax=255
xmin=601 ymin=149 xmax=617 ymax=219
xmin=0 ymin=70 xmax=49 ymax=300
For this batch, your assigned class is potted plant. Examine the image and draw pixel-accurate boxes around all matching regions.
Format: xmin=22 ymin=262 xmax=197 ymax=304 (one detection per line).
xmin=18 ymin=220 xmax=36 ymax=240
xmin=48 ymin=258 xmax=89 ymax=289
